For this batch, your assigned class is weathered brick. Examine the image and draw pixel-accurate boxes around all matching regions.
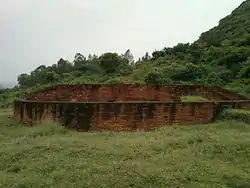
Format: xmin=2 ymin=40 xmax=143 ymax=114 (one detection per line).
xmin=13 ymin=84 xmax=250 ymax=131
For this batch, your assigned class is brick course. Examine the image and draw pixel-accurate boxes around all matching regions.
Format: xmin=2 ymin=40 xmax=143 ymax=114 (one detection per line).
xmin=13 ymin=84 xmax=250 ymax=131
xmin=27 ymin=84 xmax=246 ymax=102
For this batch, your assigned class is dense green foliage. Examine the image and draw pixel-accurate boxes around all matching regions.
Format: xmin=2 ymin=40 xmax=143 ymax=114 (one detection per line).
xmin=0 ymin=110 xmax=250 ymax=187
xmin=0 ymin=1 xmax=250 ymax=107
xmin=220 ymin=109 xmax=250 ymax=123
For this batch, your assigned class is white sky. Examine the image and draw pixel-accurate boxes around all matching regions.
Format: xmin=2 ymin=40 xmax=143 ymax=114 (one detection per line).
xmin=0 ymin=0 xmax=245 ymax=84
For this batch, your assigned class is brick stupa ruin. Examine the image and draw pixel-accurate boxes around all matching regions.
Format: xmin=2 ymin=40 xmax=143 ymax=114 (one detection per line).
xmin=13 ymin=84 xmax=250 ymax=131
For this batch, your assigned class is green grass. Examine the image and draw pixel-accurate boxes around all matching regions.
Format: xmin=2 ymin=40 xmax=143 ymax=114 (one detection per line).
xmin=220 ymin=109 xmax=250 ymax=124
xmin=180 ymin=96 xmax=209 ymax=102
xmin=226 ymin=109 xmax=250 ymax=115
xmin=0 ymin=109 xmax=12 ymax=116
xmin=1 ymin=111 xmax=250 ymax=187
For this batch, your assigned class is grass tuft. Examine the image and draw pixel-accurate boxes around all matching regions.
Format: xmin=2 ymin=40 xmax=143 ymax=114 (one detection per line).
xmin=180 ymin=96 xmax=209 ymax=102
xmin=220 ymin=109 xmax=250 ymax=124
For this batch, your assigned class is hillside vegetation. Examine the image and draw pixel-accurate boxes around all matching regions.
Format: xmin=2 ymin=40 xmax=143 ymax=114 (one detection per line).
xmin=0 ymin=0 xmax=250 ymax=107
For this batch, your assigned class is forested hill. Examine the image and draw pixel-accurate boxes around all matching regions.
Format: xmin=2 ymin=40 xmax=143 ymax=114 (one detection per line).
xmin=199 ymin=0 xmax=250 ymax=47
xmin=1 ymin=0 xmax=250 ymax=107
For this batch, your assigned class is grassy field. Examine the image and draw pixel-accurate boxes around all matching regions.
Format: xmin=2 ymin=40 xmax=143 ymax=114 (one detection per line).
xmin=0 ymin=111 xmax=250 ymax=187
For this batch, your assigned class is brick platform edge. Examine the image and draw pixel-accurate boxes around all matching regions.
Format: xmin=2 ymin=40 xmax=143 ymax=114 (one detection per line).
xmin=25 ymin=84 xmax=249 ymax=102
xmin=12 ymin=84 xmax=250 ymax=132
xmin=13 ymin=100 xmax=250 ymax=132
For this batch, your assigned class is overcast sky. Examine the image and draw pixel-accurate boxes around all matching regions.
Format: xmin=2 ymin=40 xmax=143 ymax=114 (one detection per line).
xmin=0 ymin=0 xmax=245 ymax=84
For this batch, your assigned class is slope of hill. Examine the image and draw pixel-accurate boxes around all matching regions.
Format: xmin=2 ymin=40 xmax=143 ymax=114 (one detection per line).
xmin=199 ymin=0 xmax=250 ymax=47
xmin=0 ymin=0 xmax=250 ymax=107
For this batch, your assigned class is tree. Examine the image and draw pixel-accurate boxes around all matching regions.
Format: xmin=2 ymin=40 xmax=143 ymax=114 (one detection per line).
xmin=99 ymin=53 xmax=123 ymax=74
xmin=152 ymin=50 xmax=166 ymax=60
xmin=170 ymin=63 xmax=206 ymax=82
xmin=144 ymin=71 xmax=172 ymax=84
xmin=122 ymin=49 xmax=134 ymax=64
xmin=45 ymin=71 xmax=60 ymax=83
xmin=56 ymin=58 xmax=73 ymax=74
xmin=172 ymin=43 xmax=190 ymax=54
xmin=87 ymin=54 xmax=99 ymax=61
xmin=142 ymin=52 xmax=151 ymax=61
xmin=238 ymin=58 xmax=250 ymax=78
xmin=74 ymin=53 xmax=87 ymax=67
xmin=34 ymin=65 xmax=46 ymax=72
xmin=17 ymin=74 xmax=33 ymax=87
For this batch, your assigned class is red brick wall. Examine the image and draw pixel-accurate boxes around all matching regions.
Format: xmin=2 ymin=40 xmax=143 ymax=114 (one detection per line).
xmin=26 ymin=84 xmax=247 ymax=102
xmin=13 ymin=100 xmax=218 ymax=131
xmin=27 ymin=84 xmax=180 ymax=102
xmin=90 ymin=102 xmax=217 ymax=131
xmin=13 ymin=84 xmax=250 ymax=131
